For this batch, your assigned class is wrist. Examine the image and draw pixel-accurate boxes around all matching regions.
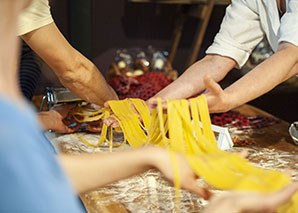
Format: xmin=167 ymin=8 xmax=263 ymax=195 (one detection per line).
xmin=142 ymin=146 xmax=168 ymax=170
xmin=221 ymin=91 xmax=236 ymax=112
xmin=223 ymin=89 xmax=243 ymax=111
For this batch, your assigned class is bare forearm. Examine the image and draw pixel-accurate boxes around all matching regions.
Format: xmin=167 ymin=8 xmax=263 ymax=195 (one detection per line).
xmin=57 ymin=52 xmax=118 ymax=106
xmin=22 ymin=23 xmax=118 ymax=106
xmin=153 ymin=55 xmax=236 ymax=99
xmin=224 ymin=42 xmax=298 ymax=110
xmin=58 ymin=147 xmax=165 ymax=194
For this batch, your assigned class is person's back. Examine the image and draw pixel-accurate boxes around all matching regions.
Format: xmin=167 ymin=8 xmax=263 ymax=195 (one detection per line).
xmin=0 ymin=97 xmax=84 ymax=212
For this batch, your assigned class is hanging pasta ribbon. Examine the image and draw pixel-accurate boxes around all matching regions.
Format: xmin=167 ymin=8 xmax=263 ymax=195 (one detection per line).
xmin=70 ymin=96 xmax=297 ymax=212
xmin=70 ymin=106 xmax=111 ymax=148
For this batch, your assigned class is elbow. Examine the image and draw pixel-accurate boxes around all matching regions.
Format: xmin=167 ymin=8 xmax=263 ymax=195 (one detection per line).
xmin=278 ymin=42 xmax=298 ymax=63
xmin=204 ymin=54 xmax=237 ymax=74
xmin=278 ymin=42 xmax=298 ymax=77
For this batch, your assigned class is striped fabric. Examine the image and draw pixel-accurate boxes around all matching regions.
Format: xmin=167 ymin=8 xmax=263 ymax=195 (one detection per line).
xmin=19 ymin=41 xmax=41 ymax=101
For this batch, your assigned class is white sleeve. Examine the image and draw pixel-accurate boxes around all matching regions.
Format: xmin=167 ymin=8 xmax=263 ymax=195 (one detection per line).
xmin=18 ymin=0 xmax=54 ymax=36
xmin=206 ymin=0 xmax=264 ymax=68
xmin=279 ymin=0 xmax=298 ymax=46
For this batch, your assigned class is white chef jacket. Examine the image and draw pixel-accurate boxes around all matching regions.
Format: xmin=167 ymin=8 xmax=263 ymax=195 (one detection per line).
xmin=18 ymin=0 xmax=53 ymax=36
xmin=206 ymin=0 xmax=298 ymax=68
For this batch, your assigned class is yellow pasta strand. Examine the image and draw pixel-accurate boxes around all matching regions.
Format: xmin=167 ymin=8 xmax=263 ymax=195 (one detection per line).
xmin=70 ymin=134 xmax=99 ymax=148
xmin=72 ymin=96 xmax=297 ymax=212
xmin=169 ymin=150 xmax=181 ymax=213
xmin=70 ymin=106 xmax=105 ymax=123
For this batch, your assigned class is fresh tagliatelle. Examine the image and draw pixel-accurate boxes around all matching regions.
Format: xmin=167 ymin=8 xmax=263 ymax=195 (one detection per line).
xmin=70 ymin=96 xmax=298 ymax=212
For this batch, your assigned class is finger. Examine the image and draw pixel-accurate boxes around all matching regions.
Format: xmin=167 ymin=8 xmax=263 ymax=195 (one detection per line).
xmin=104 ymin=117 xmax=118 ymax=126
xmin=204 ymin=75 xmax=222 ymax=95
xmin=147 ymin=98 xmax=158 ymax=114
xmin=104 ymin=102 xmax=110 ymax=109
xmin=152 ymin=98 xmax=168 ymax=113
xmin=238 ymin=149 xmax=248 ymax=159
xmin=265 ymin=182 xmax=298 ymax=209
xmin=148 ymin=98 xmax=157 ymax=105
xmin=104 ymin=117 xmax=113 ymax=126
xmin=147 ymin=98 xmax=158 ymax=109
xmin=183 ymin=181 xmax=212 ymax=200
xmin=127 ymin=100 xmax=139 ymax=115
xmin=111 ymin=121 xmax=120 ymax=128
xmin=61 ymin=126 xmax=77 ymax=134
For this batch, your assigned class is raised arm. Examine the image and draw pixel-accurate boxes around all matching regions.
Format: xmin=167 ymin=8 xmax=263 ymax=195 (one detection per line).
xmin=22 ymin=23 xmax=118 ymax=106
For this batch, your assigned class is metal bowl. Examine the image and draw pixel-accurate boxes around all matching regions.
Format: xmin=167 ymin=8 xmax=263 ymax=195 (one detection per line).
xmin=289 ymin=121 xmax=298 ymax=145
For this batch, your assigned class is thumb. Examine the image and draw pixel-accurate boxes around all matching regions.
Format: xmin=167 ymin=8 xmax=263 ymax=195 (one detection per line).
xmin=204 ymin=75 xmax=222 ymax=95
xmin=185 ymin=180 xmax=212 ymax=200
xmin=148 ymin=98 xmax=157 ymax=106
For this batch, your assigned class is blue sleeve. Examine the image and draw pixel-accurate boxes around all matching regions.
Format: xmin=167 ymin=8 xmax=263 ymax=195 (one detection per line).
xmin=0 ymin=99 xmax=84 ymax=213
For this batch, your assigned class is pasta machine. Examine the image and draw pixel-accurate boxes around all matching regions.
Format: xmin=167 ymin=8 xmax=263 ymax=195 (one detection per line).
xmin=40 ymin=87 xmax=83 ymax=111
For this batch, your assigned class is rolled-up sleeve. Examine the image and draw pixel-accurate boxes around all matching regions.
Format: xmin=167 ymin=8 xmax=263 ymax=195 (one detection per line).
xmin=279 ymin=0 xmax=298 ymax=46
xmin=18 ymin=0 xmax=53 ymax=36
xmin=206 ymin=0 xmax=264 ymax=68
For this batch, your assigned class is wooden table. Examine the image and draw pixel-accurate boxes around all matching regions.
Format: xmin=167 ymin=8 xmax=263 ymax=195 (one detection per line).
xmin=233 ymin=104 xmax=296 ymax=153
xmin=51 ymin=104 xmax=297 ymax=212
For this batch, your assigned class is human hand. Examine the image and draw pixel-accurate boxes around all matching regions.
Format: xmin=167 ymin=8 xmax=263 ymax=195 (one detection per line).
xmin=147 ymin=97 xmax=168 ymax=113
xmin=152 ymin=149 xmax=248 ymax=200
xmin=39 ymin=104 xmax=81 ymax=133
xmin=204 ymin=75 xmax=232 ymax=113
xmin=151 ymin=148 xmax=212 ymax=200
xmin=103 ymin=101 xmax=143 ymax=129
xmin=204 ymin=182 xmax=298 ymax=213
xmin=80 ymin=103 xmax=104 ymax=133
xmin=103 ymin=102 xmax=121 ymax=128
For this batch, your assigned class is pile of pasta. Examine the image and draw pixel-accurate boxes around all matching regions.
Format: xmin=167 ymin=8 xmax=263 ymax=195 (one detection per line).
xmin=71 ymin=95 xmax=298 ymax=212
